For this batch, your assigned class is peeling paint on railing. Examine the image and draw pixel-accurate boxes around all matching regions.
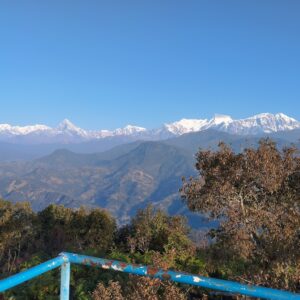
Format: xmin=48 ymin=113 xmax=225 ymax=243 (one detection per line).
xmin=0 ymin=251 xmax=300 ymax=300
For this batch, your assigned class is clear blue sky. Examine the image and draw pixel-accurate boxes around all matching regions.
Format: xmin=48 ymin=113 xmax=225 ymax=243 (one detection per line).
xmin=0 ymin=1 xmax=299 ymax=129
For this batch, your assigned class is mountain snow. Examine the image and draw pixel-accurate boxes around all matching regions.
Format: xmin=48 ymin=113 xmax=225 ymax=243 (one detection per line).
xmin=0 ymin=113 xmax=299 ymax=144
xmin=57 ymin=119 xmax=89 ymax=137
xmin=0 ymin=124 xmax=51 ymax=136
xmin=162 ymin=113 xmax=300 ymax=136
xmin=220 ymin=113 xmax=300 ymax=135
xmin=113 ymin=125 xmax=147 ymax=136
xmin=163 ymin=118 xmax=209 ymax=135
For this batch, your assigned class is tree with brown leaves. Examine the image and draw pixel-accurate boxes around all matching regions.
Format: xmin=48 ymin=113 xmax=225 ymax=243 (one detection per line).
xmin=92 ymin=276 xmax=187 ymax=300
xmin=181 ymin=140 xmax=300 ymax=290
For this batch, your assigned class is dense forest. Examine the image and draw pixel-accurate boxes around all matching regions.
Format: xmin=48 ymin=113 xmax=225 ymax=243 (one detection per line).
xmin=1 ymin=140 xmax=299 ymax=299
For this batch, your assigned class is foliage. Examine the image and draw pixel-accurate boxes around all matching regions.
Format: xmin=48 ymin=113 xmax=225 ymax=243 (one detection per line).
xmin=0 ymin=202 xmax=116 ymax=299
xmin=37 ymin=205 xmax=116 ymax=256
xmin=0 ymin=200 xmax=36 ymax=276
xmin=181 ymin=139 xmax=300 ymax=290
xmin=1 ymin=202 xmax=199 ymax=299
xmin=117 ymin=205 xmax=195 ymax=260
xmin=92 ymin=276 xmax=187 ymax=300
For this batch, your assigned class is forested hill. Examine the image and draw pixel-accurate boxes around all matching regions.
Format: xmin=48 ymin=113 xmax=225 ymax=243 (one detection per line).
xmin=0 ymin=129 xmax=299 ymax=227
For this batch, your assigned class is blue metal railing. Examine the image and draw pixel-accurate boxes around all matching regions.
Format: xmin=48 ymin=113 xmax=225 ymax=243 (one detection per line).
xmin=0 ymin=252 xmax=300 ymax=300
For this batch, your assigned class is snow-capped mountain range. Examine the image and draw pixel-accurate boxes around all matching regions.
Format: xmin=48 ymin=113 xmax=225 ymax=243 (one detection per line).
xmin=0 ymin=113 xmax=299 ymax=144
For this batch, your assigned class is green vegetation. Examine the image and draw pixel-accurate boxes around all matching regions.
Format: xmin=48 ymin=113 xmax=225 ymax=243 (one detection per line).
xmin=1 ymin=140 xmax=299 ymax=299
xmin=0 ymin=202 xmax=200 ymax=299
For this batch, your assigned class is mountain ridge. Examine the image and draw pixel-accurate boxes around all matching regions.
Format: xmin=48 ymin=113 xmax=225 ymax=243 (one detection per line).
xmin=1 ymin=113 xmax=299 ymax=144
xmin=0 ymin=129 xmax=299 ymax=228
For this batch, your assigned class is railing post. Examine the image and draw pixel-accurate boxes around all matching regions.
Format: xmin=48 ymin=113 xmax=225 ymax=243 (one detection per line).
xmin=60 ymin=261 xmax=70 ymax=300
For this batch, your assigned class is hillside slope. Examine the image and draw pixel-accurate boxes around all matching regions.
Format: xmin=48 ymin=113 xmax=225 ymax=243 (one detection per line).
xmin=0 ymin=130 xmax=298 ymax=227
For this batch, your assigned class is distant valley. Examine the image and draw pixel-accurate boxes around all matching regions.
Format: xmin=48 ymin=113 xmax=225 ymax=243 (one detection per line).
xmin=0 ymin=113 xmax=299 ymax=228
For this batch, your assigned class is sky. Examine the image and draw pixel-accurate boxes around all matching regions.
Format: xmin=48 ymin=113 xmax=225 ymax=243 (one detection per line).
xmin=0 ymin=0 xmax=300 ymax=130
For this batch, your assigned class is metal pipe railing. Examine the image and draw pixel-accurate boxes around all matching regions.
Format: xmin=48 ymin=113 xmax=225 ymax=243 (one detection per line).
xmin=0 ymin=252 xmax=300 ymax=300
xmin=0 ymin=256 xmax=65 ymax=292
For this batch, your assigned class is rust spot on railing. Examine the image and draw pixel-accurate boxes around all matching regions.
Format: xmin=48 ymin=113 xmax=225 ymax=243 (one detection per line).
xmin=147 ymin=266 xmax=159 ymax=276
xmin=119 ymin=262 xmax=128 ymax=269
xmin=162 ymin=273 xmax=171 ymax=280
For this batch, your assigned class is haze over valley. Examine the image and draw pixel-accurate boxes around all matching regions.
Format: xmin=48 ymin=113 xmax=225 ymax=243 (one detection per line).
xmin=0 ymin=112 xmax=299 ymax=227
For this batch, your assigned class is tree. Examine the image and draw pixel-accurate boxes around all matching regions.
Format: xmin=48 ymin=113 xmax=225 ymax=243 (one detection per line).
xmin=2 ymin=203 xmax=117 ymax=299
xmin=37 ymin=204 xmax=116 ymax=256
xmin=117 ymin=205 xmax=195 ymax=261
xmin=181 ymin=140 xmax=300 ymax=290
xmin=0 ymin=200 xmax=35 ymax=276
xmin=92 ymin=276 xmax=187 ymax=300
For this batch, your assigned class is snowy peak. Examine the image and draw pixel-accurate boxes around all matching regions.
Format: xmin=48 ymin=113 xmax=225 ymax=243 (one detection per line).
xmin=163 ymin=113 xmax=300 ymax=135
xmin=273 ymin=113 xmax=300 ymax=130
xmin=113 ymin=125 xmax=147 ymax=136
xmin=0 ymin=113 xmax=299 ymax=144
xmin=229 ymin=113 xmax=300 ymax=134
xmin=211 ymin=114 xmax=233 ymax=125
xmin=57 ymin=119 xmax=78 ymax=131
xmin=163 ymin=118 xmax=209 ymax=135
xmin=0 ymin=123 xmax=51 ymax=136
xmin=57 ymin=119 xmax=88 ymax=137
